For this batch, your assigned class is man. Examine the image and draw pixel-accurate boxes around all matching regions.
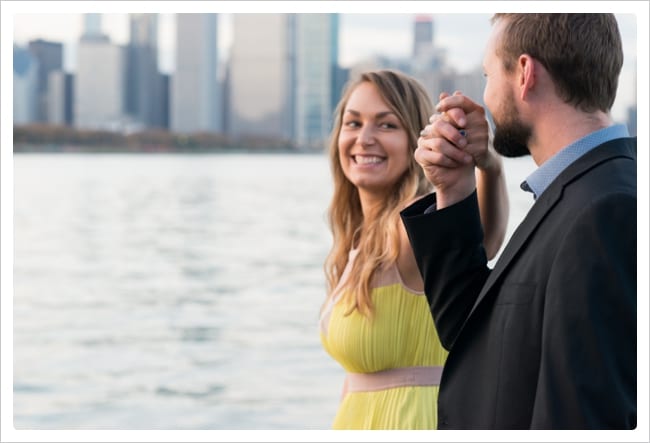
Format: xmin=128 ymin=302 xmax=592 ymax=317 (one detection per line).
xmin=401 ymin=14 xmax=636 ymax=429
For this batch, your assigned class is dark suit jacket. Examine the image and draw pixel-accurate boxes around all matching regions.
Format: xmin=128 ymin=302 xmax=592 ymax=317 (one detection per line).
xmin=401 ymin=137 xmax=637 ymax=429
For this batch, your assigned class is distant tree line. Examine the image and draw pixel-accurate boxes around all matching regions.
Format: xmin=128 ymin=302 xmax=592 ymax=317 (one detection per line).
xmin=13 ymin=124 xmax=303 ymax=153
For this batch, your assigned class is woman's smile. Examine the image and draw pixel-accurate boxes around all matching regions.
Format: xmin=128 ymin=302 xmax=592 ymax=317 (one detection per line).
xmin=352 ymin=154 xmax=386 ymax=166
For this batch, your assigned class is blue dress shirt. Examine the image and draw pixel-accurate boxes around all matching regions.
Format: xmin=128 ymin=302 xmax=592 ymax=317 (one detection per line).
xmin=520 ymin=124 xmax=630 ymax=199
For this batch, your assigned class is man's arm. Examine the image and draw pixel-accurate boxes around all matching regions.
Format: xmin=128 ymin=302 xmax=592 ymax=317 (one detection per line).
xmin=401 ymin=191 xmax=491 ymax=349
xmin=404 ymin=93 xmax=498 ymax=347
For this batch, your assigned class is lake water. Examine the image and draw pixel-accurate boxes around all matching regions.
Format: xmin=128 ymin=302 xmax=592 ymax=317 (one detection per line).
xmin=11 ymin=152 xmax=536 ymax=430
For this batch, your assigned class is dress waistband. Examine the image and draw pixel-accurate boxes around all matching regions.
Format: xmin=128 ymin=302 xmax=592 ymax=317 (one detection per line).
xmin=346 ymin=365 xmax=443 ymax=393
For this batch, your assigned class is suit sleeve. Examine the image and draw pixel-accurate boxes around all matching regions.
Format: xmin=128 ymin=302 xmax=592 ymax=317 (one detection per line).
xmin=401 ymin=191 xmax=491 ymax=350
xmin=531 ymin=192 xmax=637 ymax=429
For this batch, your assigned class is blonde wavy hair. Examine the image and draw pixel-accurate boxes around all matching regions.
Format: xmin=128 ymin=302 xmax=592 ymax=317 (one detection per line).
xmin=324 ymin=70 xmax=434 ymax=318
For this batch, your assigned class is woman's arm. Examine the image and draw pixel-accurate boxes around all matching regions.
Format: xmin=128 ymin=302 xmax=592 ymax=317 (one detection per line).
xmin=475 ymin=145 xmax=509 ymax=260
xmin=426 ymin=92 xmax=509 ymax=260
xmin=397 ymin=210 xmax=426 ymax=293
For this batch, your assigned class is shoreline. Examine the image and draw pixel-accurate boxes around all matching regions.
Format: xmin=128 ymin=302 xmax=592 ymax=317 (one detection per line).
xmin=13 ymin=144 xmax=324 ymax=155
xmin=13 ymin=124 xmax=327 ymax=154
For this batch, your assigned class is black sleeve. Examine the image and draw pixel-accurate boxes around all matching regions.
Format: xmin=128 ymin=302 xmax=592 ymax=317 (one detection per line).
xmin=401 ymin=191 xmax=491 ymax=349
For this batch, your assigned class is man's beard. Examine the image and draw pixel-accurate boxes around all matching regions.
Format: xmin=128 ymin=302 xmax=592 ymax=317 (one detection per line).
xmin=491 ymin=93 xmax=532 ymax=158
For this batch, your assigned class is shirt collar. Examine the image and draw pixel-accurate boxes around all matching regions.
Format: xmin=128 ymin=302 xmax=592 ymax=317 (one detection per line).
xmin=521 ymin=124 xmax=629 ymax=199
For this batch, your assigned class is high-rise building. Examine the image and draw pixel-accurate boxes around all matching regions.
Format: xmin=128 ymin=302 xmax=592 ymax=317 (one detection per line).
xmin=228 ymin=13 xmax=295 ymax=142
xmin=413 ymin=14 xmax=434 ymax=58
xmin=46 ymin=71 xmax=74 ymax=126
xmin=47 ymin=70 xmax=66 ymax=125
xmin=224 ymin=13 xmax=343 ymax=148
xmin=158 ymin=74 xmax=170 ymax=130
xmin=27 ymin=39 xmax=63 ymax=122
xmin=294 ymin=14 xmax=339 ymax=150
xmin=171 ymin=13 xmax=219 ymax=134
xmin=329 ymin=15 xmax=346 ymax=116
xmin=13 ymin=45 xmax=39 ymax=124
xmin=127 ymin=14 xmax=164 ymax=129
xmin=75 ymin=14 xmax=127 ymax=130
xmin=83 ymin=13 xmax=104 ymax=39
xmin=409 ymin=14 xmax=449 ymax=102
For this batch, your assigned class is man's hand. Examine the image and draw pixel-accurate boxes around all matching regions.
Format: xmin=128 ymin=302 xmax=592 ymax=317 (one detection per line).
xmin=416 ymin=92 xmax=492 ymax=208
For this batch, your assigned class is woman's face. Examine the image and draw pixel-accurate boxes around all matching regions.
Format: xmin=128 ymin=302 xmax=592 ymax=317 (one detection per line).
xmin=338 ymin=82 xmax=411 ymax=200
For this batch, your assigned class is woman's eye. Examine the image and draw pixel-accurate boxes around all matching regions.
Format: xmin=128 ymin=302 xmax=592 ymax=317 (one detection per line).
xmin=344 ymin=121 xmax=360 ymax=128
xmin=380 ymin=122 xmax=398 ymax=129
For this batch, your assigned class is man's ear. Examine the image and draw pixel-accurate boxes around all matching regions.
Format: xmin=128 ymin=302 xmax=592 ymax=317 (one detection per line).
xmin=518 ymin=54 xmax=536 ymax=101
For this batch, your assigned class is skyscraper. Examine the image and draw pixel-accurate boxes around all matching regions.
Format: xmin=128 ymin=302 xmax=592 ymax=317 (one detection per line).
xmin=27 ymin=39 xmax=63 ymax=122
xmin=44 ymin=68 xmax=74 ymax=127
xmin=228 ymin=13 xmax=295 ymax=142
xmin=171 ymin=13 xmax=219 ymax=134
xmin=83 ymin=13 xmax=104 ymax=39
xmin=409 ymin=14 xmax=448 ymax=104
xmin=413 ymin=14 xmax=434 ymax=58
xmin=228 ymin=13 xmax=340 ymax=149
xmin=13 ymin=45 xmax=39 ymax=124
xmin=127 ymin=14 xmax=164 ymax=129
xmin=294 ymin=14 xmax=339 ymax=149
xmin=75 ymin=14 xmax=127 ymax=130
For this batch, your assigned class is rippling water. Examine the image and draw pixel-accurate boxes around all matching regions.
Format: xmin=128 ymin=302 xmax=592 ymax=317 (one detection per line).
xmin=12 ymin=152 xmax=535 ymax=430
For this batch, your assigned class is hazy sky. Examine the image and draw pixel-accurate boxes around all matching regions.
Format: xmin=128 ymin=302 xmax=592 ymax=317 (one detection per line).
xmin=10 ymin=13 xmax=496 ymax=72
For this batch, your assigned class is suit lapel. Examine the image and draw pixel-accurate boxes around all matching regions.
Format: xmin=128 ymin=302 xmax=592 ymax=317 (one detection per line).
xmin=465 ymin=138 xmax=635 ymax=320
xmin=476 ymin=183 xmax=561 ymax=302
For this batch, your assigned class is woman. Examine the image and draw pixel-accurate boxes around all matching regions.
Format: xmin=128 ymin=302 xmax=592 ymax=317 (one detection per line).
xmin=319 ymin=70 xmax=509 ymax=429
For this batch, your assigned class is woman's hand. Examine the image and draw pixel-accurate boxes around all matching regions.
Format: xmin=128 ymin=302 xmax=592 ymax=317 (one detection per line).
xmin=415 ymin=91 xmax=490 ymax=208
xmin=416 ymin=91 xmax=508 ymax=256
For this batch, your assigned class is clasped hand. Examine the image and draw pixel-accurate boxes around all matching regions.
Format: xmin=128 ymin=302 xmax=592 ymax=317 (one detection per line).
xmin=416 ymin=91 xmax=493 ymax=209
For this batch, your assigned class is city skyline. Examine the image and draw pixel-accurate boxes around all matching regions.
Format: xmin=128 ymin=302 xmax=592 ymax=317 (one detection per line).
xmin=9 ymin=9 xmax=641 ymax=124
xmin=12 ymin=13 xmax=494 ymax=72
xmin=13 ymin=13 xmax=347 ymax=142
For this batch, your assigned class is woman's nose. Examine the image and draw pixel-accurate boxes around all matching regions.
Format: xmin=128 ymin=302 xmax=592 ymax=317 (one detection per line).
xmin=358 ymin=125 xmax=376 ymax=147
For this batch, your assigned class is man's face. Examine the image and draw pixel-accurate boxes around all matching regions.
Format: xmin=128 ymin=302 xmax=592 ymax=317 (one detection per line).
xmin=482 ymin=20 xmax=531 ymax=158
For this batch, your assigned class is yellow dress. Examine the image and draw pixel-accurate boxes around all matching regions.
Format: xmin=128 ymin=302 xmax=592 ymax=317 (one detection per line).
xmin=320 ymin=249 xmax=448 ymax=429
